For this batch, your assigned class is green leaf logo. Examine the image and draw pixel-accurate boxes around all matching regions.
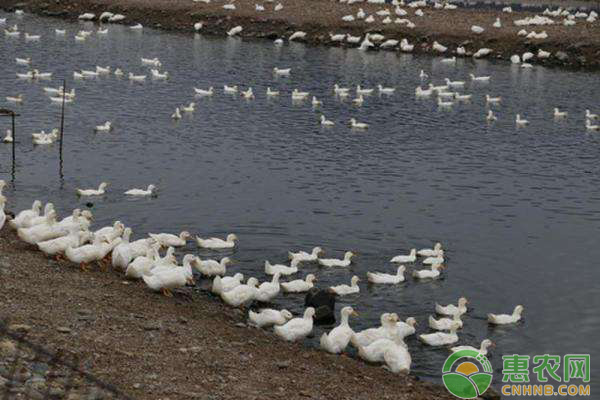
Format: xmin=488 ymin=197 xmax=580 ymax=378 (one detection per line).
xmin=442 ymin=350 xmax=493 ymax=399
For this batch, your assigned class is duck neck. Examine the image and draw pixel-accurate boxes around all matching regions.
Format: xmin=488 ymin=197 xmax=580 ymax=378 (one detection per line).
xmin=340 ymin=312 xmax=350 ymax=326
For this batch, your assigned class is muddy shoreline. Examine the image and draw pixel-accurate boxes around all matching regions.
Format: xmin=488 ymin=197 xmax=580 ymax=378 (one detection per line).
xmin=0 ymin=225 xmax=463 ymax=399
xmin=0 ymin=0 xmax=599 ymax=71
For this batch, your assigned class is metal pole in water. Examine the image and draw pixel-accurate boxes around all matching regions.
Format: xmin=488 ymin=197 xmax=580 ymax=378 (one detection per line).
xmin=11 ymin=112 xmax=15 ymax=182
xmin=59 ymin=79 xmax=66 ymax=181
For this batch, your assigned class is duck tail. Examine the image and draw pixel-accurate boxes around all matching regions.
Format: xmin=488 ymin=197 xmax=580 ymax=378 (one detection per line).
xmin=319 ymin=333 xmax=330 ymax=351
xmin=142 ymin=274 xmax=160 ymax=291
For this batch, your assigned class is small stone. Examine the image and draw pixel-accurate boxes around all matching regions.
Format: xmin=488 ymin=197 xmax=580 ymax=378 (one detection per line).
xmin=133 ymin=383 xmax=142 ymax=389
xmin=57 ymin=327 xmax=71 ymax=334
xmin=0 ymin=340 xmax=17 ymax=357
xmin=49 ymin=387 xmax=66 ymax=397
xmin=143 ymin=321 xmax=162 ymax=331
xmin=555 ymin=51 xmax=569 ymax=61
xmin=577 ymin=56 xmax=587 ymax=65
xmin=8 ymin=324 xmax=31 ymax=333
xmin=234 ymin=322 xmax=246 ymax=328
xmin=178 ymin=316 xmax=188 ymax=324
xmin=276 ymin=361 xmax=290 ymax=369
xmin=187 ymin=346 xmax=202 ymax=353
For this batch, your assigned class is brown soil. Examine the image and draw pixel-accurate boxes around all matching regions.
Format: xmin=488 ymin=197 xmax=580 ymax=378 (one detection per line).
xmin=0 ymin=0 xmax=599 ymax=70
xmin=0 ymin=227 xmax=455 ymax=400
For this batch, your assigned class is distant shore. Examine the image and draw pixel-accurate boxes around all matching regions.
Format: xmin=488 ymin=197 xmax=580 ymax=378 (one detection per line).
xmin=0 ymin=0 xmax=599 ymax=71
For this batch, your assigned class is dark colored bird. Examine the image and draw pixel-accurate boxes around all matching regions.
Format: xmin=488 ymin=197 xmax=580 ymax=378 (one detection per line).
xmin=305 ymin=288 xmax=336 ymax=325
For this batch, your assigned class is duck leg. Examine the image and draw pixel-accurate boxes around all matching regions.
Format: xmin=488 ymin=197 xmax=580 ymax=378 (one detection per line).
xmin=54 ymin=254 xmax=64 ymax=262
xmin=161 ymin=288 xmax=173 ymax=297
xmin=80 ymin=262 xmax=90 ymax=272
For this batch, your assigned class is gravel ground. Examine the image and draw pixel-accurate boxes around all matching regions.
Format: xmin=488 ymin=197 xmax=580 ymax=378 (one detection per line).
xmin=0 ymin=0 xmax=599 ymax=70
xmin=0 ymin=227 xmax=458 ymax=400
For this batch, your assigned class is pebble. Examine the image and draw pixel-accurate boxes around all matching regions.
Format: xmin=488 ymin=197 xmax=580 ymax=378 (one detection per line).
xmin=57 ymin=327 xmax=72 ymax=333
xmin=0 ymin=340 xmax=17 ymax=357
xmin=143 ymin=321 xmax=162 ymax=331
xmin=276 ymin=361 xmax=290 ymax=369
xmin=8 ymin=324 xmax=32 ymax=333
xmin=234 ymin=322 xmax=246 ymax=328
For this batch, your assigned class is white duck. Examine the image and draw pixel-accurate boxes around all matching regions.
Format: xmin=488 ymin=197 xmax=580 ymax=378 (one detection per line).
xmin=318 ymin=251 xmax=355 ymax=267
xmin=554 ymin=108 xmax=567 ymax=118
xmin=320 ymin=115 xmax=334 ymax=126
xmin=94 ymin=221 xmax=124 ymax=241
xmin=3 ymin=129 xmax=13 ymax=143
xmin=488 ymin=305 xmax=524 ymax=325
xmin=351 ymin=313 xmax=400 ymax=348
xmin=417 ymin=243 xmax=444 ymax=257
xmin=330 ymin=275 xmax=360 ymax=296
xmin=0 ymin=196 xmax=5 ymax=230
xmin=281 ymin=274 xmax=317 ymax=293
xmin=274 ymin=307 xmax=315 ymax=341
xmin=195 ymin=256 xmax=232 ymax=277
xmin=320 ymin=306 xmax=358 ymax=354
xmin=418 ymin=322 xmax=460 ymax=346
xmin=9 ymin=200 xmax=42 ymax=229
xmin=194 ymin=87 xmax=214 ymax=96
xmin=255 ymin=272 xmax=281 ymax=302
xmin=429 ymin=313 xmax=463 ymax=331
xmin=350 ymin=118 xmax=368 ymax=129
xmin=211 ymin=273 xmax=244 ymax=294
xmin=38 ymin=229 xmax=92 ymax=257
xmin=125 ymin=185 xmax=156 ymax=196
xmin=265 ymin=260 xmax=297 ymax=276
xmin=224 ymin=85 xmax=238 ymax=94
xmin=196 ymin=233 xmax=238 ymax=249
xmin=18 ymin=203 xmax=54 ymax=228
xmin=266 ymin=87 xmax=279 ymax=96
xmin=390 ymin=248 xmax=416 ymax=263
xmin=220 ymin=277 xmax=259 ymax=307
xmin=367 ymin=266 xmax=406 ymax=284
xmin=423 ymin=255 xmax=444 ymax=265
xmin=451 ymin=339 xmax=494 ymax=356
xmin=436 ymin=297 xmax=468 ymax=316
xmin=111 ymin=228 xmax=133 ymax=270
xmin=516 ymin=114 xmax=529 ymax=126
xmin=143 ymin=260 xmax=195 ymax=297
xmin=249 ymin=308 xmax=293 ymax=328
xmin=149 ymin=231 xmax=190 ymax=247
xmin=396 ymin=317 xmax=417 ymax=338
xmin=378 ymin=85 xmax=396 ymax=94
xmin=94 ymin=121 xmax=112 ymax=132
xmin=412 ymin=263 xmax=444 ymax=279
xmin=76 ymin=182 xmax=108 ymax=196
xmin=382 ymin=342 xmax=411 ymax=374
xmin=171 ymin=108 xmax=182 ymax=120
xmin=129 ymin=237 xmax=157 ymax=258
xmin=125 ymin=247 xmax=157 ymax=279
xmin=64 ymin=236 xmax=108 ymax=269
xmin=17 ymin=211 xmax=67 ymax=244
xmin=288 ymin=247 xmax=323 ymax=263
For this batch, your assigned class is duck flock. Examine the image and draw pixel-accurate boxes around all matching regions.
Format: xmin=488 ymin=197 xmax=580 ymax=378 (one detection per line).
xmin=0 ymin=176 xmax=525 ymax=375
xmin=2 ymin=4 xmax=600 ymax=145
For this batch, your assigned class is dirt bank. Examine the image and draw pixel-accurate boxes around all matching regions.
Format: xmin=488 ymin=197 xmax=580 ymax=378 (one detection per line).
xmin=0 ymin=227 xmax=458 ymax=400
xmin=0 ymin=0 xmax=599 ymax=71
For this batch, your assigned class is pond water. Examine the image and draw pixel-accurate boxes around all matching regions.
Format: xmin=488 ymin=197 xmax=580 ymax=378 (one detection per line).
xmin=1 ymin=11 xmax=599 ymax=395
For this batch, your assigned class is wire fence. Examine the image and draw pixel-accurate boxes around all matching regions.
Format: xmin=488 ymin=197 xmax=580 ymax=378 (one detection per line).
xmin=0 ymin=318 xmax=132 ymax=400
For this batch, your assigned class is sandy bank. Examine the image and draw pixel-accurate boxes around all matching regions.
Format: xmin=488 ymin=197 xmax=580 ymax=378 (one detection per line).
xmin=0 ymin=227 xmax=459 ymax=400
xmin=0 ymin=0 xmax=599 ymax=71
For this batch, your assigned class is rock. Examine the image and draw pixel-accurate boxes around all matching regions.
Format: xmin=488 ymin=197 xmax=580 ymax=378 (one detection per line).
xmin=49 ymin=387 xmax=66 ymax=397
xmin=143 ymin=321 xmax=162 ymax=331
xmin=178 ymin=316 xmax=188 ymax=324
xmin=0 ymin=376 xmax=8 ymax=387
xmin=133 ymin=383 xmax=142 ymax=389
xmin=187 ymin=346 xmax=202 ymax=353
xmin=569 ymin=41 xmax=589 ymax=51
xmin=57 ymin=327 xmax=71 ymax=333
xmin=8 ymin=324 xmax=32 ymax=333
xmin=577 ymin=56 xmax=587 ymax=65
xmin=0 ymin=340 xmax=17 ymax=357
xmin=276 ymin=361 xmax=290 ymax=369
xmin=77 ymin=309 xmax=92 ymax=316
xmin=555 ymin=51 xmax=569 ymax=61
xmin=234 ymin=322 xmax=246 ymax=328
